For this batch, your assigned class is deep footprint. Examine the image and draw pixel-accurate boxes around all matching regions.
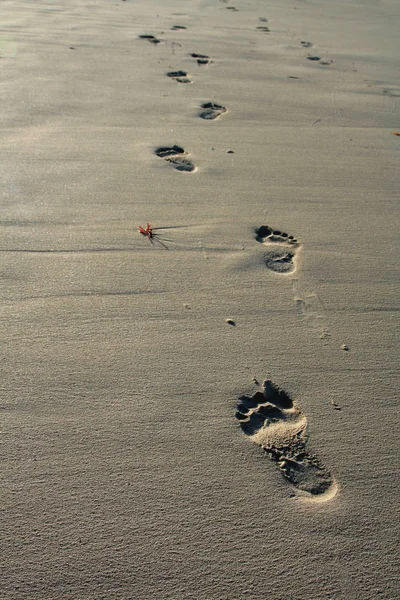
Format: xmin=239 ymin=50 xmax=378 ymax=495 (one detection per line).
xmin=139 ymin=34 xmax=161 ymax=45
xmin=256 ymin=225 xmax=299 ymax=273
xmin=236 ymin=380 xmax=335 ymax=497
xmin=154 ymin=145 xmax=195 ymax=172
xmin=191 ymin=53 xmax=211 ymax=66
xmin=166 ymin=70 xmax=192 ymax=84
xmin=199 ymin=102 xmax=227 ymax=120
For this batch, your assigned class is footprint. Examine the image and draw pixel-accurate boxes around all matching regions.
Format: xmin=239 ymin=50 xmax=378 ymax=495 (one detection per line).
xmin=256 ymin=225 xmax=299 ymax=274
xmin=139 ymin=34 xmax=161 ymax=45
xmin=383 ymin=88 xmax=400 ymax=98
xmin=199 ymin=102 xmax=227 ymax=120
xmin=236 ymin=380 xmax=335 ymax=498
xmin=170 ymin=25 xmax=187 ymax=31
xmin=259 ymin=17 xmax=269 ymax=23
xmin=166 ymin=70 xmax=192 ymax=84
xmin=226 ymin=6 xmax=239 ymax=10
xmin=301 ymin=41 xmax=313 ymax=48
xmin=257 ymin=26 xmax=270 ymax=33
xmin=154 ymin=145 xmax=195 ymax=172
xmin=292 ymin=279 xmax=331 ymax=340
xmin=190 ymin=53 xmax=211 ymax=66
xmin=306 ymin=55 xmax=332 ymax=66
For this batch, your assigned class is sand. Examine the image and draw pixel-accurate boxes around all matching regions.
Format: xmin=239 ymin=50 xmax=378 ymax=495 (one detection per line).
xmin=2 ymin=0 xmax=399 ymax=598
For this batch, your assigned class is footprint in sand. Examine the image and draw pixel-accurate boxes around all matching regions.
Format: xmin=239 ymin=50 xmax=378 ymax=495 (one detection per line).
xmin=199 ymin=102 xmax=227 ymax=120
xmin=139 ymin=34 xmax=161 ymax=45
xmin=307 ymin=55 xmax=332 ymax=66
xmin=170 ymin=25 xmax=187 ymax=31
xmin=256 ymin=225 xmax=300 ymax=274
xmin=236 ymin=380 xmax=335 ymax=498
xmin=226 ymin=6 xmax=239 ymax=11
xmin=301 ymin=41 xmax=313 ymax=48
xmin=257 ymin=26 xmax=270 ymax=33
xmin=190 ymin=53 xmax=211 ymax=66
xmin=166 ymin=70 xmax=192 ymax=84
xmin=154 ymin=145 xmax=195 ymax=172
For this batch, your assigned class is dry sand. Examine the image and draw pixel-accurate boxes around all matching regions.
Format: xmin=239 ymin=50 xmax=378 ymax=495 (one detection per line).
xmin=2 ymin=0 xmax=399 ymax=598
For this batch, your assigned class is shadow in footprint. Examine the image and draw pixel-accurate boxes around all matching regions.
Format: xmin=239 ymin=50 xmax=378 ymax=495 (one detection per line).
xmin=199 ymin=102 xmax=227 ymax=120
xmin=257 ymin=26 xmax=270 ymax=33
xmin=171 ymin=25 xmax=187 ymax=31
xmin=256 ymin=225 xmax=299 ymax=274
xmin=307 ymin=55 xmax=321 ymax=61
xmin=154 ymin=145 xmax=195 ymax=172
xmin=236 ymin=380 xmax=335 ymax=497
xmin=166 ymin=70 xmax=192 ymax=84
xmin=191 ymin=53 xmax=211 ymax=66
xmin=139 ymin=34 xmax=161 ymax=45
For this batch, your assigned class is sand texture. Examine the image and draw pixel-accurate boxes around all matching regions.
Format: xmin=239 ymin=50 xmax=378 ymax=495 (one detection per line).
xmin=2 ymin=0 xmax=399 ymax=599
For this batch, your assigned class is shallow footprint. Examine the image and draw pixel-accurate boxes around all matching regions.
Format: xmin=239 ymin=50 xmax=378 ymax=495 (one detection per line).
xmin=154 ymin=145 xmax=195 ymax=172
xmin=166 ymin=70 xmax=192 ymax=84
xmin=170 ymin=25 xmax=187 ymax=31
xmin=256 ymin=225 xmax=299 ymax=274
xmin=236 ymin=380 xmax=335 ymax=498
xmin=191 ymin=53 xmax=211 ymax=66
xmin=257 ymin=26 xmax=270 ymax=33
xmin=301 ymin=41 xmax=313 ymax=48
xmin=139 ymin=34 xmax=161 ymax=45
xmin=199 ymin=102 xmax=227 ymax=120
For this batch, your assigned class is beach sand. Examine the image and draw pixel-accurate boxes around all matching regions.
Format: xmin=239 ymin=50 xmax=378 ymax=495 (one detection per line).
xmin=2 ymin=0 xmax=399 ymax=598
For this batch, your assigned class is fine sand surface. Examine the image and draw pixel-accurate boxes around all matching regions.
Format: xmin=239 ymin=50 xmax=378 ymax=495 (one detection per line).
xmin=2 ymin=0 xmax=399 ymax=598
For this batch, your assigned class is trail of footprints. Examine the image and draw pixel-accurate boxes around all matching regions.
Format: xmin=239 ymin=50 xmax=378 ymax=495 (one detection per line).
xmin=137 ymin=11 xmax=337 ymax=500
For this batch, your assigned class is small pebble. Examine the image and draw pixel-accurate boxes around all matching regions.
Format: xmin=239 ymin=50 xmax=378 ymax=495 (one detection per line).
xmin=227 ymin=150 xmax=235 ymax=154
xmin=341 ymin=344 xmax=349 ymax=351
xmin=225 ymin=318 xmax=236 ymax=326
